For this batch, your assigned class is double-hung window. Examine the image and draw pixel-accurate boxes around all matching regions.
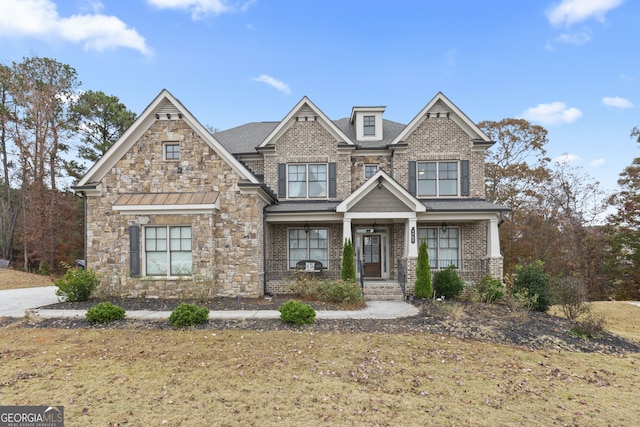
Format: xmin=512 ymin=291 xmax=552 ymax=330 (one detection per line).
xmin=363 ymin=115 xmax=375 ymax=135
xmin=288 ymin=228 xmax=328 ymax=268
xmin=288 ymin=164 xmax=327 ymax=198
xmin=417 ymin=161 xmax=458 ymax=196
xmin=418 ymin=227 xmax=459 ymax=269
xmin=145 ymin=226 xmax=192 ymax=276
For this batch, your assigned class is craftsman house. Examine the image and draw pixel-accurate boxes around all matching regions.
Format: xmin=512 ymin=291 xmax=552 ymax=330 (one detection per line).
xmin=74 ymin=89 xmax=509 ymax=299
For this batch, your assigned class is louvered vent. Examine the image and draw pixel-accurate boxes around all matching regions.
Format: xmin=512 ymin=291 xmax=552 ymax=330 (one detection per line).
xmin=156 ymin=101 xmax=181 ymax=120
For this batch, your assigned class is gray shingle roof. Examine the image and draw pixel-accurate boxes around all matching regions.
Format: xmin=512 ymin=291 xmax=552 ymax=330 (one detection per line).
xmin=213 ymin=118 xmax=408 ymax=154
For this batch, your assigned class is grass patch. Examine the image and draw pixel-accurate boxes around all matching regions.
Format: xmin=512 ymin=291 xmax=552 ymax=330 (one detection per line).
xmin=551 ymin=301 xmax=640 ymax=343
xmin=1 ymin=328 xmax=639 ymax=426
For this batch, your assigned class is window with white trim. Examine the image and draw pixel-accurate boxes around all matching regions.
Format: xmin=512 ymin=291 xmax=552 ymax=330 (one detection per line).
xmin=417 ymin=161 xmax=458 ymax=196
xmin=418 ymin=227 xmax=459 ymax=269
xmin=364 ymin=164 xmax=378 ymax=179
xmin=164 ymin=143 xmax=180 ymax=160
xmin=288 ymin=164 xmax=327 ymax=198
xmin=145 ymin=226 xmax=192 ymax=276
xmin=363 ymin=115 xmax=375 ymax=135
xmin=288 ymin=228 xmax=328 ymax=268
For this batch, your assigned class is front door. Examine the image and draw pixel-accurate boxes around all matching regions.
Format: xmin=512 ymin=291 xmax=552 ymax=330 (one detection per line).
xmin=362 ymin=235 xmax=381 ymax=278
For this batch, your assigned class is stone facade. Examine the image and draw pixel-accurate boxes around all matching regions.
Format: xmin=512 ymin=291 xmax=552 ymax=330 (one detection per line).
xmin=85 ymin=118 xmax=267 ymax=299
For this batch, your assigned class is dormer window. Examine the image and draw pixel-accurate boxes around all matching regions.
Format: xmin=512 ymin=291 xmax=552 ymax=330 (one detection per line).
xmin=363 ymin=116 xmax=375 ymax=135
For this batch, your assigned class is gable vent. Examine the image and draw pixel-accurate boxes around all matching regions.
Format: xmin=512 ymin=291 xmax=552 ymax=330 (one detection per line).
xmin=155 ymin=101 xmax=182 ymax=120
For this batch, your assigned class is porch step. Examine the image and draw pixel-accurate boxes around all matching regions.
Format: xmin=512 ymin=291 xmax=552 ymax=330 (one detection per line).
xmin=363 ymin=281 xmax=405 ymax=301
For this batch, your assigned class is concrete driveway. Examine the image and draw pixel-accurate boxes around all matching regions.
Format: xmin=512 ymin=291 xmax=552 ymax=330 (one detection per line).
xmin=0 ymin=286 xmax=58 ymax=317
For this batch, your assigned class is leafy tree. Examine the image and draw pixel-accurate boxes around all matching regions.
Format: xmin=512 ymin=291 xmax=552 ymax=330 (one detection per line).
xmin=414 ymin=241 xmax=432 ymax=298
xmin=341 ymin=238 xmax=355 ymax=281
xmin=69 ymin=90 xmax=136 ymax=178
xmin=512 ymin=261 xmax=551 ymax=312
xmin=607 ymin=131 xmax=640 ymax=299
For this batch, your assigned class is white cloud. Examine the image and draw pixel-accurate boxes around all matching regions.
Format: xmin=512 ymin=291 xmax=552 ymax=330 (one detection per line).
xmin=252 ymin=75 xmax=291 ymax=95
xmin=554 ymin=153 xmax=582 ymax=164
xmin=0 ymin=0 xmax=150 ymax=55
xmin=602 ymin=96 xmax=634 ymax=109
xmin=522 ymin=102 xmax=583 ymax=125
xmin=590 ymin=158 xmax=605 ymax=167
xmin=547 ymin=0 xmax=624 ymax=26
xmin=147 ymin=0 xmax=249 ymax=19
xmin=555 ymin=29 xmax=592 ymax=45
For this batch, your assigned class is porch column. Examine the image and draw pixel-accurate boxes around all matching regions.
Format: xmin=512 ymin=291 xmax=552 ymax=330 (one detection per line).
xmin=342 ymin=218 xmax=352 ymax=244
xmin=407 ymin=217 xmax=418 ymax=257
xmin=487 ymin=218 xmax=500 ymax=257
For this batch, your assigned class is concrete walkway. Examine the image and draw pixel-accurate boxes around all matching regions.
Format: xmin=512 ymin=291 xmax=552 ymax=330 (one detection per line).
xmin=0 ymin=286 xmax=420 ymax=320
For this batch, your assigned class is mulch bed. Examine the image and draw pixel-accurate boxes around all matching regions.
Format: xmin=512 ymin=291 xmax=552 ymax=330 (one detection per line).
xmin=2 ymin=296 xmax=639 ymax=354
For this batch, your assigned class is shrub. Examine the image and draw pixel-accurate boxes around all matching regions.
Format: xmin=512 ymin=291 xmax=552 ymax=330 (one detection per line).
xmin=287 ymin=271 xmax=323 ymax=299
xmin=567 ymin=313 xmax=607 ymax=339
xmin=433 ymin=265 xmax=464 ymax=299
xmin=513 ymin=261 xmax=551 ymax=312
xmin=472 ymin=275 xmax=504 ymax=304
xmin=85 ymin=302 xmax=126 ymax=323
xmin=318 ymin=280 xmax=364 ymax=306
xmin=341 ymin=239 xmax=356 ymax=281
xmin=551 ymin=276 xmax=591 ymax=320
xmin=279 ymin=300 xmax=316 ymax=325
xmin=169 ymin=303 xmax=209 ymax=328
xmin=54 ymin=263 xmax=100 ymax=302
xmin=414 ymin=241 xmax=432 ymax=298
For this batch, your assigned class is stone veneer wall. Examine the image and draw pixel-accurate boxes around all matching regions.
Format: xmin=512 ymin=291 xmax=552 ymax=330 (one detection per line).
xmin=392 ymin=116 xmax=485 ymax=198
xmin=350 ymin=155 xmax=392 ymax=191
xmin=87 ymin=118 xmax=266 ymax=299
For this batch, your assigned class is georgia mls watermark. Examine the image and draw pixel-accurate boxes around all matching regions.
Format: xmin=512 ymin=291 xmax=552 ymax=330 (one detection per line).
xmin=0 ymin=406 xmax=64 ymax=427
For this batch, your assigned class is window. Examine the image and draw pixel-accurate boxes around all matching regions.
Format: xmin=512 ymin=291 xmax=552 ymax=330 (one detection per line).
xmin=288 ymin=164 xmax=327 ymax=198
xmin=363 ymin=115 xmax=375 ymax=135
xmin=288 ymin=228 xmax=328 ymax=268
xmin=418 ymin=227 xmax=459 ymax=269
xmin=364 ymin=164 xmax=378 ymax=179
xmin=164 ymin=143 xmax=180 ymax=160
xmin=145 ymin=226 xmax=192 ymax=276
xmin=417 ymin=161 xmax=458 ymax=196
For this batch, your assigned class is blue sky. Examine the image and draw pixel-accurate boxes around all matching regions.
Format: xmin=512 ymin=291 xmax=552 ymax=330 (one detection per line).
xmin=0 ymin=0 xmax=638 ymax=194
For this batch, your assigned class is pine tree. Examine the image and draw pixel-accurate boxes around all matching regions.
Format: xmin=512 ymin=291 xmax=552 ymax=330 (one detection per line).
xmin=341 ymin=238 xmax=355 ymax=281
xmin=414 ymin=241 xmax=432 ymax=298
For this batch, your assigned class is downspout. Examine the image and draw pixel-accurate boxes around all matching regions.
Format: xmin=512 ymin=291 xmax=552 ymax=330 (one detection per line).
xmin=81 ymin=191 xmax=87 ymax=267
xmin=262 ymin=204 xmax=268 ymax=296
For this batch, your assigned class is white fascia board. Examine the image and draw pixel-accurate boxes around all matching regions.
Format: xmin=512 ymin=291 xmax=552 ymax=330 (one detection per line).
xmin=258 ymin=96 xmax=353 ymax=148
xmin=417 ymin=211 xmax=498 ymax=222
xmin=344 ymin=212 xmax=416 ymax=220
xmin=266 ymin=212 xmax=343 ymax=223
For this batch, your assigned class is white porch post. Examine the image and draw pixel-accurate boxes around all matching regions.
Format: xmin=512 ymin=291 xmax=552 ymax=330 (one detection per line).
xmin=407 ymin=217 xmax=418 ymax=257
xmin=342 ymin=218 xmax=352 ymax=244
xmin=487 ymin=218 xmax=500 ymax=257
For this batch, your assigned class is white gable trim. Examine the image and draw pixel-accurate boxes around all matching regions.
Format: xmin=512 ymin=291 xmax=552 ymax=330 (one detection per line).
xmin=76 ymin=89 xmax=258 ymax=187
xmin=336 ymin=170 xmax=426 ymax=213
xmin=257 ymin=96 xmax=353 ymax=148
xmin=390 ymin=92 xmax=492 ymax=145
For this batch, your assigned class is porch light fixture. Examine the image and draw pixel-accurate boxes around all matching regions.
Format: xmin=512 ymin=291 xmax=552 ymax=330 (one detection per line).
xmin=372 ymin=222 xmax=378 ymax=233
xmin=304 ymin=223 xmax=310 ymax=234
xmin=441 ymin=223 xmax=448 ymax=233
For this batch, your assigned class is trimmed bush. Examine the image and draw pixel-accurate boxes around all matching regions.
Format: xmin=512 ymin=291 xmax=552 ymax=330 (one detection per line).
xmin=169 ymin=303 xmax=209 ymax=328
xmin=318 ymin=280 xmax=364 ymax=305
xmin=414 ymin=241 xmax=432 ymax=298
xmin=341 ymin=239 xmax=356 ymax=281
xmin=433 ymin=265 xmax=464 ymax=299
xmin=85 ymin=302 xmax=126 ymax=323
xmin=54 ymin=264 xmax=100 ymax=302
xmin=472 ymin=275 xmax=504 ymax=304
xmin=279 ymin=300 xmax=316 ymax=325
xmin=513 ymin=261 xmax=551 ymax=312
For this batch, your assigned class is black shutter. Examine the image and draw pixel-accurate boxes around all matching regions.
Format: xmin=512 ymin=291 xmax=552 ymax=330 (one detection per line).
xmin=129 ymin=225 xmax=140 ymax=277
xmin=408 ymin=161 xmax=416 ymax=196
xmin=328 ymin=162 xmax=337 ymax=198
xmin=460 ymin=160 xmax=470 ymax=196
xmin=278 ymin=163 xmax=286 ymax=198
